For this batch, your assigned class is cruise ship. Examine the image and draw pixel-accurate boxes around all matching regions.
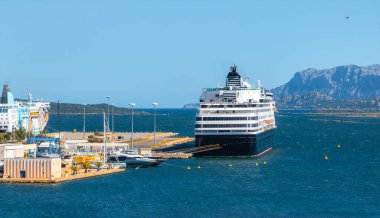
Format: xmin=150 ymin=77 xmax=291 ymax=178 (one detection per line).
xmin=0 ymin=85 xmax=50 ymax=135
xmin=194 ymin=66 xmax=276 ymax=157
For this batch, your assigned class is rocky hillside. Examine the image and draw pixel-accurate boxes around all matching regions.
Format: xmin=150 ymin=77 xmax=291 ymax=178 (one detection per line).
xmin=272 ymin=65 xmax=380 ymax=109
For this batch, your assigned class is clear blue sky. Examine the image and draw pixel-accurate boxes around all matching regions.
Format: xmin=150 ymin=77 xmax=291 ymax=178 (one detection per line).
xmin=0 ymin=0 xmax=379 ymax=108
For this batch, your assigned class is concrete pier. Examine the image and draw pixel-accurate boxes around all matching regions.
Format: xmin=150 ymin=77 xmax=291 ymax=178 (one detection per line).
xmin=0 ymin=168 xmax=125 ymax=183
xmin=57 ymin=131 xmax=194 ymax=152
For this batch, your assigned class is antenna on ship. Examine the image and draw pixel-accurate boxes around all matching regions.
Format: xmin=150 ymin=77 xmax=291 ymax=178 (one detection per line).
xmin=230 ymin=65 xmax=237 ymax=73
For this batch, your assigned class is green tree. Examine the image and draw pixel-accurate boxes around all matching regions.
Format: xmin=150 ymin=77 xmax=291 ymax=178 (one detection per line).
xmin=15 ymin=128 xmax=27 ymax=142
xmin=0 ymin=133 xmax=4 ymax=142
xmin=42 ymin=129 xmax=48 ymax=136
xmin=27 ymin=132 xmax=33 ymax=138
xmin=4 ymin=133 xmax=11 ymax=141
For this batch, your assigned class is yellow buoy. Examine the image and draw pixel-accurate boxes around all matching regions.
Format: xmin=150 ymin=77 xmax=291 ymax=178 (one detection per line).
xmin=338 ymin=144 xmax=341 ymax=149
xmin=187 ymin=166 xmax=191 ymax=170
xmin=324 ymin=155 xmax=328 ymax=160
xmin=197 ymin=166 xmax=201 ymax=169
xmin=263 ymin=161 xmax=267 ymax=165
xmin=228 ymin=163 xmax=233 ymax=167
xmin=256 ymin=162 xmax=259 ymax=166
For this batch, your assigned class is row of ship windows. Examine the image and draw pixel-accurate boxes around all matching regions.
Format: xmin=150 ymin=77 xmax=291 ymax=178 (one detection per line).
xmin=195 ymin=124 xmax=258 ymax=128
xmin=258 ymin=114 xmax=274 ymax=119
xmin=259 ymin=99 xmax=272 ymax=103
xmin=195 ymin=129 xmax=259 ymax=133
xmin=200 ymin=104 xmax=271 ymax=108
xmin=0 ymin=126 xmax=8 ymax=129
xmin=201 ymin=109 xmax=272 ymax=114
xmin=196 ymin=117 xmax=258 ymax=121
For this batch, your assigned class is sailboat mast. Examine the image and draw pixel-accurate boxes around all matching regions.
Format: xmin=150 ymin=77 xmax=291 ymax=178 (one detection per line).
xmin=103 ymin=112 xmax=107 ymax=164
xmin=58 ymin=100 xmax=61 ymax=153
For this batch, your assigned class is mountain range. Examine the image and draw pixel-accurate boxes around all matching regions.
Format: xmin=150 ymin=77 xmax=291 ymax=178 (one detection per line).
xmin=271 ymin=64 xmax=380 ymax=109
xmin=184 ymin=64 xmax=380 ymax=110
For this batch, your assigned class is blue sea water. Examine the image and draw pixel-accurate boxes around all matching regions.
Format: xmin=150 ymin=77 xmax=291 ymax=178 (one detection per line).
xmin=1 ymin=109 xmax=379 ymax=217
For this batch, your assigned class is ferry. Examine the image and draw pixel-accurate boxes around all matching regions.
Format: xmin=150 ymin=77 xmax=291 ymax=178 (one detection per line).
xmin=194 ymin=66 xmax=276 ymax=157
xmin=0 ymin=85 xmax=50 ymax=135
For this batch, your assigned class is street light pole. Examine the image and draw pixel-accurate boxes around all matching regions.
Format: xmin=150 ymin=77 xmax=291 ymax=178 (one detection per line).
xmin=83 ymin=104 xmax=86 ymax=137
xmin=129 ymin=103 xmax=136 ymax=150
xmin=152 ymin=103 xmax=158 ymax=147
xmin=103 ymin=112 xmax=107 ymax=164
xmin=112 ymin=104 xmax=114 ymax=133
xmin=106 ymin=96 xmax=110 ymax=132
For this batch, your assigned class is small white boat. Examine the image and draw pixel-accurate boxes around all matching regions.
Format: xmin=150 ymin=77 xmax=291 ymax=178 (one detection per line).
xmin=108 ymin=150 xmax=162 ymax=168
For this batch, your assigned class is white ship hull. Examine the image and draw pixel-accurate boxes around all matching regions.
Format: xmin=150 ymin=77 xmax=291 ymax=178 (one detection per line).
xmin=194 ymin=66 xmax=276 ymax=157
xmin=0 ymin=85 xmax=50 ymax=135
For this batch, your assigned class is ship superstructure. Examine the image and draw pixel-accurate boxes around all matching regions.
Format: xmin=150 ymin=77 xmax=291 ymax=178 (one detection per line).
xmin=194 ymin=66 xmax=276 ymax=156
xmin=0 ymin=85 xmax=50 ymax=135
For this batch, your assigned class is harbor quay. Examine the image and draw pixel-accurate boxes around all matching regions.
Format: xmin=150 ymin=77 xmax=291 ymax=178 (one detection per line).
xmin=0 ymin=156 xmax=125 ymax=184
xmin=59 ymin=131 xmax=194 ymax=150
xmin=0 ymin=154 xmax=125 ymax=184
xmin=0 ymin=131 xmax=194 ymax=183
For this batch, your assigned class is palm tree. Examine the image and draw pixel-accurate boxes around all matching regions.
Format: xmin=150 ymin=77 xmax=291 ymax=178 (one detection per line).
xmin=70 ymin=165 xmax=78 ymax=175
xmin=15 ymin=128 xmax=27 ymax=142
xmin=107 ymin=162 xmax=113 ymax=170
xmin=4 ymin=133 xmax=11 ymax=141
xmin=82 ymin=161 xmax=91 ymax=173
xmin=42 ymin=129 xmax=48 ymax=137
xmin=95 ymin=161 xmax=103 ymax=171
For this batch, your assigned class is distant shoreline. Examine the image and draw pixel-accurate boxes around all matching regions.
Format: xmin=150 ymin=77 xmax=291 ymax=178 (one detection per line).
xmin=277 ymin=109 xmax=380 ymax=118
xmin=309 ymin=112 xmax=380 ymax=118
xmin=49 ymin=112 xmax=151 ymax=115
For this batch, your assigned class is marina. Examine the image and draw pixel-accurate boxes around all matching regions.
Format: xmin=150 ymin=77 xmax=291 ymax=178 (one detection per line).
xmin=0 ymin=130 xmax=195 ymax=183
xmin=0 ymin=86 xmax=196 ymax=183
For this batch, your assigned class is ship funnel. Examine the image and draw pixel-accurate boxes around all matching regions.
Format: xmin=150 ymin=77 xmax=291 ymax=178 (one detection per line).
xmin=1 ymin=85 xmax=10 ymax=104
xmin=226 ymin=65 xmax=241 ymax=87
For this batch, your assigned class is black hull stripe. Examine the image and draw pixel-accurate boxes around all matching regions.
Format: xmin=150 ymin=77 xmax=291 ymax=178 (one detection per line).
xmin=194 ymin=129 xmax=275 ymax=157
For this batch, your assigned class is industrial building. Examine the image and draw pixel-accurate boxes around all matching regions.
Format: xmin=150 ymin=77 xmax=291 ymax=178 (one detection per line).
xmin=0 ymin=143 xmax=37 ymax=161
xmin=3 ymin=158 xmax=61 ymax=179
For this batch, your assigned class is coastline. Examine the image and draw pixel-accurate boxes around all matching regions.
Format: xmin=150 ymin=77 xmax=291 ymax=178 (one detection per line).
xmin=49 ymin=112 xmax=151 ymax=115
xmin=277 ymin=109 xmax=380 ymax=118
xmin=309 ymin=112 xmax=380 ymax=118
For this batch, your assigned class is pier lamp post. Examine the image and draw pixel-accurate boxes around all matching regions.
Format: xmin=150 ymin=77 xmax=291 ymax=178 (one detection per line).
xmin=112 ymin=103 xmax=114 ymax=133
xmin=83 ymin=103 xmax=86 ymax=137
xmin=152 ymin=103 xmax=158 ymax=147
xmin=129 ymin=103 xmax=136 ymax=150
xmin=106 ymin=96 xmax=111 ymax=132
